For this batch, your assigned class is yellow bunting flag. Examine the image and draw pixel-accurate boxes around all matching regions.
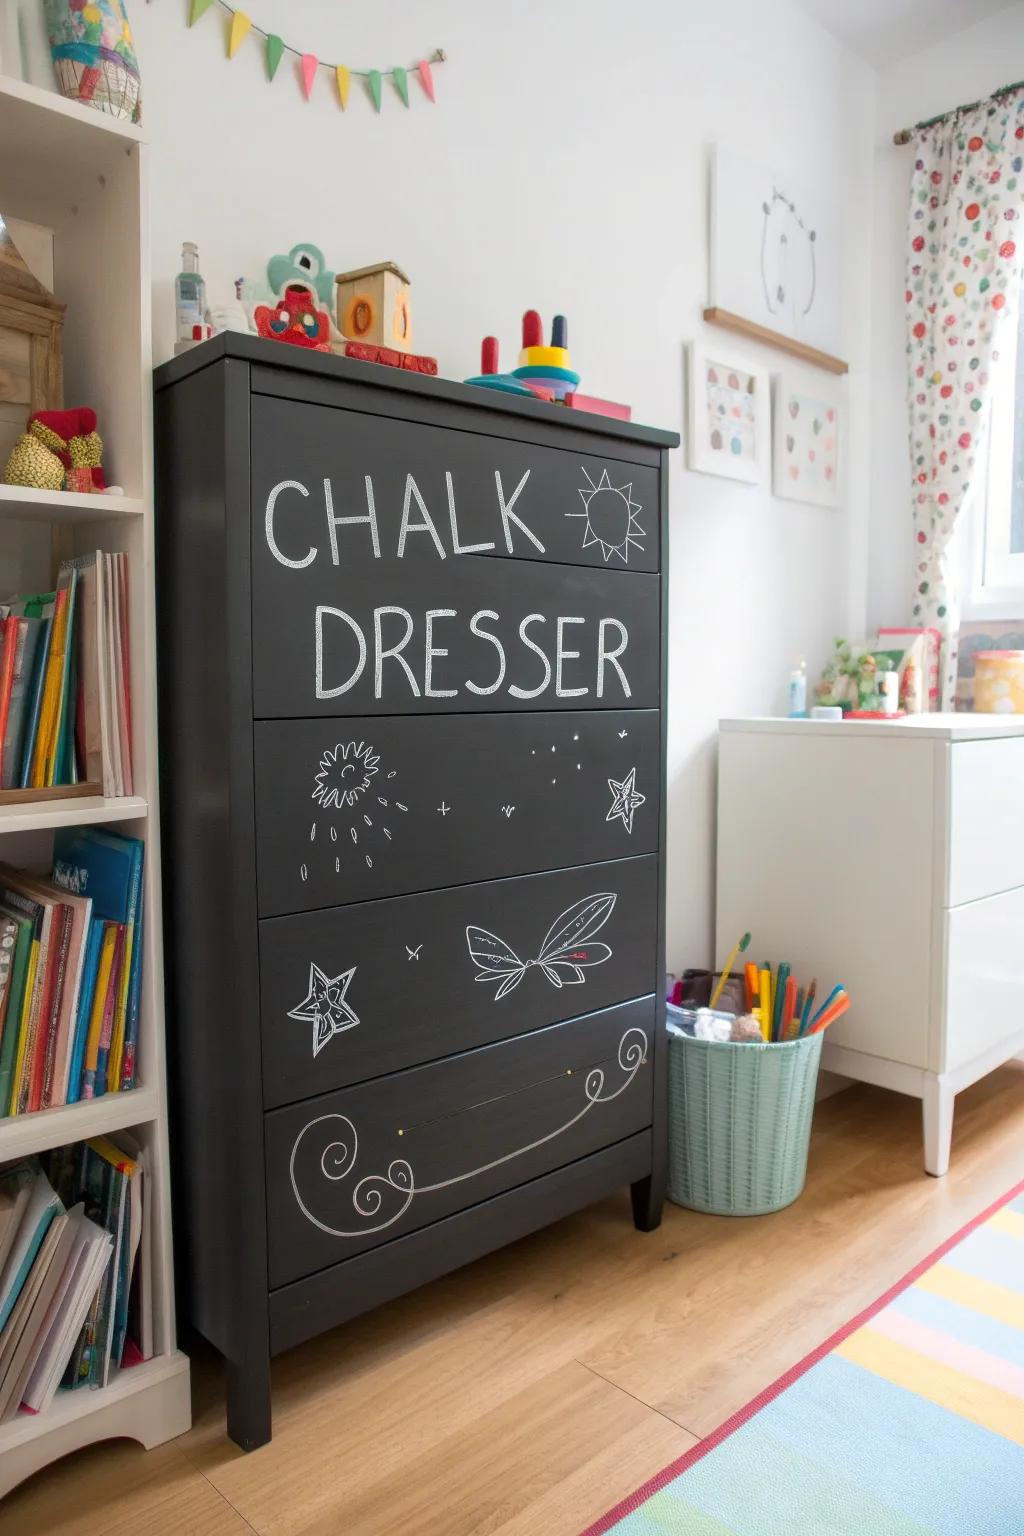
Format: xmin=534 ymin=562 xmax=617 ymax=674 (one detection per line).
xmin=335 ymin=64 xmax=350 ymax=109
xmin=228 ymin=11 xmax=252 ymax=59
xmin=367 ymin=69 xmax=382 ymax=112
xmin=189 ymin=0 xmax=216 ymax=23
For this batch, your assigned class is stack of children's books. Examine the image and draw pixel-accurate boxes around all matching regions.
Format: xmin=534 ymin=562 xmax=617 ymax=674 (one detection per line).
xmin=0 ymin=551 xmax=133 ymax=797
xmin=0 ymin=828 xmax=144 ymax=1118
xmin=0 ymin=1135 xmax=151 ymax=1419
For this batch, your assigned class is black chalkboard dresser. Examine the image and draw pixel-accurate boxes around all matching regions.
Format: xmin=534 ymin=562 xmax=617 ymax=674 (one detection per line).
xmin=154 ymin=334 xmax=677 ymax=1449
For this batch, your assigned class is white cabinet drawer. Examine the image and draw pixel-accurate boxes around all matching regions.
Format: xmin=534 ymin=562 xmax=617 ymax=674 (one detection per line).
xmin=948 ymin=738 xmax=1024 ymax=906
xmin=945 ymin=884 xmax=1024 ymax=1072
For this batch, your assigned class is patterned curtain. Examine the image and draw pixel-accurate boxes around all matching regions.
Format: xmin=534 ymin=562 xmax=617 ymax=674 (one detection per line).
xmin=906 ymin=89 xmax=1024 ymax=707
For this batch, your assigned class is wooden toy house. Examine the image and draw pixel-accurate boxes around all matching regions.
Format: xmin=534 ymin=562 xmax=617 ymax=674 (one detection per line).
xmin=334 ymin=261 xmax=412 ymax=350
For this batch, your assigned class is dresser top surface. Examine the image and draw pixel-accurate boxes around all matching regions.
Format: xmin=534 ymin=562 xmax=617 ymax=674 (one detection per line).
xmin=153 ymin=333 xmax=680 ymax=451
xmin=720 ymin=713 xmax=1024 ymax=743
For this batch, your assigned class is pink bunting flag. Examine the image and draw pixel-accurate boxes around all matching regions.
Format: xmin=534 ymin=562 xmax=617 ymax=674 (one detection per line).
xmin=300 ymin=53 xmax=318 ymax=100
xmin=418 ymin=59 xmax=435 ymax=102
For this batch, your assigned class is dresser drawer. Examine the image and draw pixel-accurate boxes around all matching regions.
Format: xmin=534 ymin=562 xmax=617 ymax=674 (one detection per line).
xmin=948 ymin=737 xmax=1024 ymax=906
xmin=250 ymin=395 xmax=660 ymax=719
xmin=259 ymin=856 xmax=658 ymax=1105
xmin=265 ymin=996 xmax=654 ymax=1286
xmin=254 ymin=709 xmax=660 ymax=917
xmin=944 ymin=884 xmax=1024 ymax=1071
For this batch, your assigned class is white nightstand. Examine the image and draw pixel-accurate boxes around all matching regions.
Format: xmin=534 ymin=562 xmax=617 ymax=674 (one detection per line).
xmin=716 ymin=714 xmax=1024 ymax=1176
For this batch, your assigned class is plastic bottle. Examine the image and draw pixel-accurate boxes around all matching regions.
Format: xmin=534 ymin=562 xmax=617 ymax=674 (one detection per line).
xmin=175 ymin=242 xmax=207 ymax=343
xmin=788 ymin=658 xmax=808 ymax=718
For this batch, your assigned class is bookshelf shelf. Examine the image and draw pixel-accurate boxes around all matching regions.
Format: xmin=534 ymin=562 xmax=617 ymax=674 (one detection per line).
xmin=0 ymin=1085 xmax=159 ymax=1162
xmin=0 ymin=1350 xmax=190 ymax=1498
xmin=0 ymin=69 xmax=191 ymax=1493
xmin=0 ymin=794 xmax=147 ymax=835
xmin=0 ymin=486 xmax=145 ymax=524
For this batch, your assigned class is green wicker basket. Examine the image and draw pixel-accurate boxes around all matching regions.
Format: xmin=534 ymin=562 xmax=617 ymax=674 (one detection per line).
xmin=667 ymin=1029 xmax=823 ymax=1215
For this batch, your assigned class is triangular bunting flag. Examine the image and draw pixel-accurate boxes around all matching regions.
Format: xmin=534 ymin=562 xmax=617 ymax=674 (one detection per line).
xmin=367 ymin=69 xmax=383 ymax=112
xmin=300 ymin=53 xmax=318 ymax=99
xmin=335 ymin=64 xmax=351 ymax=109
xmin=228 ymin=11 xmax=251 ymax=59
xmin=393 ymin=67 xmax=409 ymax=107
xmin=189 ymin=0 xmax=216 ymax=23
xmin=417 ymin=59 xmax=435 ymax=102
xmin=265 ymin=34 xmax=285 ymax=80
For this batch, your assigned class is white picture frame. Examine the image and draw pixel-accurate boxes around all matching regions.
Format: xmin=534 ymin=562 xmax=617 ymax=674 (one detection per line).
xmin=709 ymin=145 xmax=842 ymax=360
xmin=686 ymin=341 xmax=769 ymax=484
xmin=771 ymin=370 xmax=842 ymax=507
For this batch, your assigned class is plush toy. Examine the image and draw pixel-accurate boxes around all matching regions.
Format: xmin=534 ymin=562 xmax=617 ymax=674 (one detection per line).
xmin=3 ymin=407 xmax=106 ymax=492
xmin=253 ymin=284 xmax=331 ymax=352
xmin=266 ymin=243 xmax=335 ymax=305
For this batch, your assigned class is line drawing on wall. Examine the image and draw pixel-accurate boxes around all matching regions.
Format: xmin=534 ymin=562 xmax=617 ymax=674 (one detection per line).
xmin=567 ymin=468 xmax=645 ymax=565
xmin=466 ymin=892 xmax=617 ymax=1000
xmin=288 ymin=963 xmax=360 ymax=1057
xmin=288 ymin=1026 xmax=648 ymax=1237
xmin=606 ymin=767 xmax=645 ymax=834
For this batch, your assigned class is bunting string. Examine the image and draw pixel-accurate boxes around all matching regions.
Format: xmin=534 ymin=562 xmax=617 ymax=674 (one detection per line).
xmin=187 ymin=0 xmax=445 ymax=112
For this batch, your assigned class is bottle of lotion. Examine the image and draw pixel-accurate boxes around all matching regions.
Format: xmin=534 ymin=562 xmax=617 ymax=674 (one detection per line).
xmin=788 ymin=658 xmax=808 ymax=718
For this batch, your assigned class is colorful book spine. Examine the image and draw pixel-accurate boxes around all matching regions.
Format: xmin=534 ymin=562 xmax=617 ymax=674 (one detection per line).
xmin=80 ymin=924 xmax=116 ymax=1101
xmin=67 ymin=919 xmax=103 ymax=1105
xmin=18 ymin=616 xmax=51 ymax=790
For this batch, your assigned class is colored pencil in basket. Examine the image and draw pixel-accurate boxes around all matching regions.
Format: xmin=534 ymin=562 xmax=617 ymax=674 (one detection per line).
xmin=809 ymin=983 xmax=844 ymax=1030
xmin=781 ymin=974 xmax=797 ymax=1040
xmin=744 ymin=961 xmax=759 ymax=1012
xmin=772 ymin=962 xmax=790 ymax=1041
xmin=797 ymin=979 xmax=817 ymax=1035
xmin=808 ymin=992 xmax=849 ymax=1034
xmin=709 ymin=931 xmax=751 ymax=1012
xmin=759 ymin=967 xmax=773 ymax=1041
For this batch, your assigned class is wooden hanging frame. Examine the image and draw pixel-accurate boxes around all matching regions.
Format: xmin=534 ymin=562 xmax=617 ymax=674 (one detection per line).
xmin=702 ymin=307 xmax=849 ymax=376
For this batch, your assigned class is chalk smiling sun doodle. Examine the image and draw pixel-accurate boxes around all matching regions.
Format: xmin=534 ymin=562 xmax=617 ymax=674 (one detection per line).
xmin=567 ymin=468 xmax=645 ymax=565
xmin=301 ymin=740 xmax=409 ymax=883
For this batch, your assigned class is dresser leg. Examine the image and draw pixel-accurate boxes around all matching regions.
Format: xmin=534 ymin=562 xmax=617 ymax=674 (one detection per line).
xmin=226 ymin=1354 xmax=272 ymax=1451
xmin=631 ymin=1172 xmax=664 ymax=1231
xmin=922 ymin=1078 xmax=954 ymax=1178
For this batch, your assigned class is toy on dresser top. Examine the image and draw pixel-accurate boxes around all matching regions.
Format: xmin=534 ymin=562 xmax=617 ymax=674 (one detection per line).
xmin=466 ymin=310 xmax=632 ymax=420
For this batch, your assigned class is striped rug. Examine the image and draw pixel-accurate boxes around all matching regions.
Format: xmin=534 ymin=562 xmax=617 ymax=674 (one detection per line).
xmin=582 ymin=1177 xmax=1024 ymax=1535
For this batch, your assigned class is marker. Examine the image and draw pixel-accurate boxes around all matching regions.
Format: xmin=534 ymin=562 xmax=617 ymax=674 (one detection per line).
xmin=809 ymin=984 xmax=844 ymax=1029
xmin=709 ymin=931 xmax=751 ymax=1011
xmin=798 ymin=979 xmax=817 ymax=1035
xmin=772 ymin=962 xmax=790 ymax=1041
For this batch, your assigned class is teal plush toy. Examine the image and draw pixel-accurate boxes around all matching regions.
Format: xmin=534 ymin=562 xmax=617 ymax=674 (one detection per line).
xmin=266 ymin=243 xmax=335 ymax=304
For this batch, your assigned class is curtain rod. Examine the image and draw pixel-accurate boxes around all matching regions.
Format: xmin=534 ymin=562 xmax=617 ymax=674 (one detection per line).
xmin=893 ymin=79 xmax=1024 ymax=144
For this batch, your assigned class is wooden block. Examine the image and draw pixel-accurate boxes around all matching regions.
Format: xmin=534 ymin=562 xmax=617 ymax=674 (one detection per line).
xmin=565 ymin=392 xmax=632 ymax=422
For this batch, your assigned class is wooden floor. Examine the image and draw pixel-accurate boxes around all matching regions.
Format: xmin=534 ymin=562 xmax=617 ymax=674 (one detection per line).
xmin=6 ymin=1063 xmax=1024 ymax=1535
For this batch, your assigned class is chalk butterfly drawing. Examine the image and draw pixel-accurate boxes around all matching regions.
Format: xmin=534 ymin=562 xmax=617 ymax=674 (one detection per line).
xmin=567 ymin=468 xmax=644 ymax=565
xmin=466 ymin=892 xmax=616 ymax=1001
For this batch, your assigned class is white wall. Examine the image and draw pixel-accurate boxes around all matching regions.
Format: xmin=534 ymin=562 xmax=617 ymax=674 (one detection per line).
xmin=40 ymin=1 xmax=877 ymax=971
xmin=868 ymin=2 xmax=1024 ymax=633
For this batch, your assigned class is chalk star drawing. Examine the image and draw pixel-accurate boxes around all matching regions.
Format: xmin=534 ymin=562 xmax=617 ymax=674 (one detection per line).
xmin=288 ymin=963 xmax=360 ymax=1057
xmin=313 ymin=741 xmax=379 ymax=810
xmin=606 ymin=767 xmax=645 ymax=834
xmin=467 ymin=892 xmax=616 ymax=1000
xmin=567 ymin=468 xmax=645 ymax=565
xmin=406 ymin=945 xmax=422 ymax=961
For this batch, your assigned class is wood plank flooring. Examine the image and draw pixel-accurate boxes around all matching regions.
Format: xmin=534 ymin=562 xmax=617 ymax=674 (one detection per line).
xmin=5 ymin=1063 xmax=1023 ymax=1536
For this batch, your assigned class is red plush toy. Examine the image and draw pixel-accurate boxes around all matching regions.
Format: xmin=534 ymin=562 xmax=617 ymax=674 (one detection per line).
xmin=253 ymin=283 xmax=331 ymax=352
xmin=29 ymin=408 xmax=106 ymax=492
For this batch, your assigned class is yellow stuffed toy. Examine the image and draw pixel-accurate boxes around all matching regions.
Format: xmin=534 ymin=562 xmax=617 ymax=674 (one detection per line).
xmin=3 ymin=408 xmax=106 ymax=492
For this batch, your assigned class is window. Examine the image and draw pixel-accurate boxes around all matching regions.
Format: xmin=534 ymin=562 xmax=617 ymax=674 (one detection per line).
xmin=969 ymin=281 xmax=1024 ymax=610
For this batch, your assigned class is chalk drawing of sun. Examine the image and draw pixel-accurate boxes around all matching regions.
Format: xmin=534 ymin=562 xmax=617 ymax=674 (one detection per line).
xmin=567 ymin=468 xmax=645 ymax=565
xmin=313 ymin=741 xmax=379 ymax=810
xmin=304 ymin=743 xmax=408 ymax=882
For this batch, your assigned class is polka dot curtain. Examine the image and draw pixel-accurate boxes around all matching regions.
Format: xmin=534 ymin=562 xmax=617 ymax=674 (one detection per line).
xmin=906 ymin=90 xmax=1024 ymax=707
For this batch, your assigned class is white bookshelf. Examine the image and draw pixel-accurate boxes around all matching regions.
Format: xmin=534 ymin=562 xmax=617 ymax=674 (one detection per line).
xmin=0 ymin=74 xmax=190 ymax=1495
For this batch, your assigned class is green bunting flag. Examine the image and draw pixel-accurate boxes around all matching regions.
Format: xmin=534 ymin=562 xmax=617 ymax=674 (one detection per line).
xmin=265 ymin=33 xmax=285 ymax=80
xmin=367 ymin=69 xmax=383 ymax=112
xmin=393 ymin=67 xmax=409 ymax=107
xmin=188 ymin=0 xmax=216 ymax=24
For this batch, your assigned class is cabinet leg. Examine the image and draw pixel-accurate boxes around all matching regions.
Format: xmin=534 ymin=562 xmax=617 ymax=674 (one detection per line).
xmin=226 ymin=1353 xmax=272 ymax=1451
xmin=922 ymin=1078 xmax=954 ymax=1178
xmin=631 ymin=1172 xmax=664 ymax=1232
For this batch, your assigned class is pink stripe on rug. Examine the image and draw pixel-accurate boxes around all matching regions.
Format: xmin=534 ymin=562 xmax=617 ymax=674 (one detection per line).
xmin=864 ymin=1307 xmax=1024 ymax=1397
xmin=579 ymin=1173 xmax=1024 ymax=1536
